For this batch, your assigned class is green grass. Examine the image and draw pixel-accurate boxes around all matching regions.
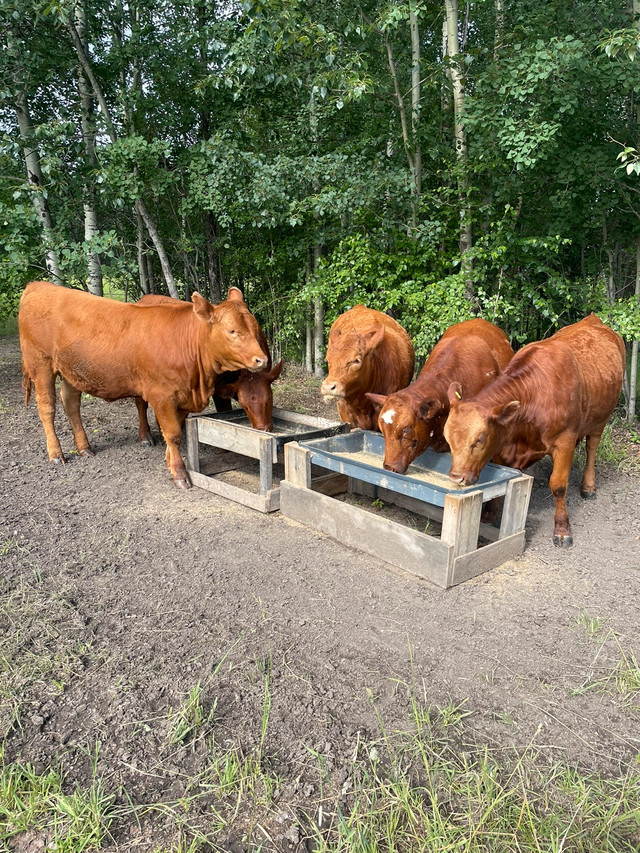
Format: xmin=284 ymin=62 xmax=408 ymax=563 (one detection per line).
xmin=571 ymin=619 xmax=640 ymax=709
xmin=0 ymin=746 xmax=114 ymax=852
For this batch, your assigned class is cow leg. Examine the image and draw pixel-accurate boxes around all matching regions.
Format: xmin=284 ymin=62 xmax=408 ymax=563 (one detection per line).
xmin=549 ymin=440 xmax=576 ymax=548
xmin=152 ymin=402 xmax=191 ymax=489
xmin=213 ymin=394 xmax=233 ymax=414
xmin=580 ymin=429 xmax=604 ymax=499
xmin=135 ymin=397 xmax=155 ymax=446
xmin=59 ymin=378 xmax=94 ymax=458
xmin=31 ymin=363 xmax=65 ymax=464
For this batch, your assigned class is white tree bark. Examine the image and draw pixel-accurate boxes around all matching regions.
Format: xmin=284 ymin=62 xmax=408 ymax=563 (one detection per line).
xmin=14 ymin=88 xmax=63 ymax=285
xmin=444 ymin=0 xmax=473 ymax=299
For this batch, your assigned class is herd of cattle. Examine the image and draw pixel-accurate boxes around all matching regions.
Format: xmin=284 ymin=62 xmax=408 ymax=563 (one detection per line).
xmin=18 ymin=280 xmax=626 ymax=548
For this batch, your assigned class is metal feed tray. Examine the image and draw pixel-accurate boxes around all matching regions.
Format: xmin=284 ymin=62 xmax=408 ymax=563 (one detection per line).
xmin=298 ymin=430 xmax=522 ymax=507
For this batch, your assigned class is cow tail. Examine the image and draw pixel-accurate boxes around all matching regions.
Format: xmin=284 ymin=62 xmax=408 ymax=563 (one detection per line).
xmin=21 ymin=362 xmax=32 ymax=407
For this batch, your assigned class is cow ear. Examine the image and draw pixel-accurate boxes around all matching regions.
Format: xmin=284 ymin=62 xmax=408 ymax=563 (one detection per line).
xmin=447 ymin=382 xmax=463 ymax=405
xmin=365 ymin=392 xmax=386 ymax=412
xmin=227 ymin=287 xmax=245 ymax=303
xmin=191 ymin=291 xmax=213 ymax=320
xmin=491 ymin=400 xmax=519 ymax=425
xmin=266 ymin=358 xmax=284 ymax=382
xmin=418 ymin=398 xmax=442 ymax=420
xmin=363 ymin=324 xmax=385 ymax=351
xmin=215 ymin=380 xmax=240 ymax=399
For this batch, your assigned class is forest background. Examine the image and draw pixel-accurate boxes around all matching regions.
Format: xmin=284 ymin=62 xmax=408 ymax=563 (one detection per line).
xmin=2 ymin=0 xmax=640 ymax=414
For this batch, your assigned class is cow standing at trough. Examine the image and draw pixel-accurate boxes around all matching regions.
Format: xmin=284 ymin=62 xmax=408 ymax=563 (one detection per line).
xmin=19 ymin=280 xmax=268 ymax=489
xmin=135 ymin=294 xmax=283 ymax=437
xmin=365 ymin=319 xmax=514 ymax=474
xmin=320 ymin=305 xmax=415 ymax=430
xmin=443 ymin=314 xmax=625 ymax=547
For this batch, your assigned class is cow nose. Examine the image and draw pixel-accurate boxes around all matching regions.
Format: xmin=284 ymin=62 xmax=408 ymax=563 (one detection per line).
xmin=321 ymin=380 xmax=336 ymax=394
xmin=449 ymin=469 xmax=475 ymax=486
xmin=383 ymin=461 xmax=407 ymax=475
xmin=250 ymin=355 xmax=268 ymax=371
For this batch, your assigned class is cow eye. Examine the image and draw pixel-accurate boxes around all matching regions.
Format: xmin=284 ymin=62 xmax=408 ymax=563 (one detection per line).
xmin=472 ymin=434 xmax=486 ymax=450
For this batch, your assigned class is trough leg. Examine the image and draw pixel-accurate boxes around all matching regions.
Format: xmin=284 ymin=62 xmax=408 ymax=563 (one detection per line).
xmin=441 ymin=490 xmax=483 ymax=558
xmin=59 ymin=378 xmax=93 ymax=457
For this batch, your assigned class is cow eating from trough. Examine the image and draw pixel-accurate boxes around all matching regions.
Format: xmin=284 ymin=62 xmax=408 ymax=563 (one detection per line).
xmin=18 ymin=280 xmax=269 ymax=489
xmin=443 ymin=314 xmax=625 ymax=547
xmin=320 ymin=305 xmax=415 ymax=430
xmin=365 ymin=318 xmax=514 ymax=474
xmin=135 ymin=294 xmax=283 ymax=437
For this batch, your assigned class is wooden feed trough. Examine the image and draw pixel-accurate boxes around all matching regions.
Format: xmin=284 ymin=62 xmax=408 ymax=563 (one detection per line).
xmin=185 ymin=408 xmax=349 ymax=512
xmin=280 ymin=430 xmax=533 ymax=588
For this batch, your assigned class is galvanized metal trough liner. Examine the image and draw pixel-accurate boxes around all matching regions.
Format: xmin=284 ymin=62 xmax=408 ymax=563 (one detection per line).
xmin=281 ymin=430 xmax=533 ymax=589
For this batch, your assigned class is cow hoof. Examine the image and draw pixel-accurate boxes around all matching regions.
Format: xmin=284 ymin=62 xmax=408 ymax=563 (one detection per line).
xmin=50 ymin=456 xmax=66 ymax=466
xmin=141 ymin=438 xmax=155 ymax=447
xmin=80 ymin=448 xmax=95 ymax=458
xmin=580 ymin=489 xmax=596 ymax=500
xmin=174 ymin=478 xmax=192 ymax=490
xmin=553 ymin=534 xmax=573 ymax=548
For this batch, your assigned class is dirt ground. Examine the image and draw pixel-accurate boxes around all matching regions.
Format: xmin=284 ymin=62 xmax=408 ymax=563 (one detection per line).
xmin=1 ymin=332 xmax=640 ymax=851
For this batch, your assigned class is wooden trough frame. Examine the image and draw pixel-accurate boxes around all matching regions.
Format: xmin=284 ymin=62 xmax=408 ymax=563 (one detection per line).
xmin=280 ymin=431 xmax=533 ymax=588
xmin=185 ymin=408 xmax=349 ymax=512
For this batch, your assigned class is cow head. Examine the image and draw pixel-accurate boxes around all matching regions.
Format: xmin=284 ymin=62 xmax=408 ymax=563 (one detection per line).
xmin=321 ymin=323 xmax=385 ymax=400
xmin=444 ymin=382 xmax=520 ymax=485
xmin=215 ymin=359 xmax=284 ymax=431
xmin=192 ymin=289 xmax=268 ymax=374
xmin=366 ymin=392 xmax=444 ymax=474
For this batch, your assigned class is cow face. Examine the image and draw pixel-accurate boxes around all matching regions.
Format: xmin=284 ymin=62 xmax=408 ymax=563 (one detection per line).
xmin=321 ymin=324 xmax=385 ymax=400
xmin=444 ymin=382 xmax=519 ymax=485
xmin=215 ymin=359 xmax=284 ymax=431
xmin=366 ymin=392 xmax=443 ymax=474
xmin=192 ymin=290 xmax=268 ymax=374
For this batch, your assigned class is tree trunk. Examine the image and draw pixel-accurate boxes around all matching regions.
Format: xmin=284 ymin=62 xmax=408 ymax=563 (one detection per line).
xmin=444 ymin=0 xmax=473 ymax=301
xmin=206 ymin=212 xmax=222 ymax=303
xmin=66 ymin=17 xmax=178 ymax=297
xmin=75 ymin=0 xmax=103 ymax=295
xmin=136 ymin=209 xmax=150 ymax=294
xmin=410 ymin=3 xmax=422 ymax=207
xmin=13 ymin=88 xmax=63 ymax=285
xmin=629 ymin=235 xmax=640 ymax=421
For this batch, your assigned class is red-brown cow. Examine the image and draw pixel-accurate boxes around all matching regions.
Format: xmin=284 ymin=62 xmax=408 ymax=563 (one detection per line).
xmin=320 ymin=305 xmax=415 ymax=430
xmin=19 ymin=280 xmax=268 ymax=489
xmin=365 ymin=319 xmax=514 ymax=473
xmin=443 ymin=314 xmax=625 ymax=547
xmin=135 ymin=294 xmax=283 ymax=436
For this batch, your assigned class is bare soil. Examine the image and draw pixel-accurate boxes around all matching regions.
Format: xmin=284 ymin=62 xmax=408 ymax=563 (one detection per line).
xmin=1 ymin=335 xmax=640 ymax=851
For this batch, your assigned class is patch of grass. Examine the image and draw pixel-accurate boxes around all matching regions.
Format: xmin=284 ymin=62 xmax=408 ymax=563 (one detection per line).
xmin=575 ymin=610 xmax=607 ymax=639
xmin=571 ymin=626 xmax=640 ymax=709
xmin=574 ymin=418 xmax=640 ymax=474
xmin=168 ymin=681 xmax=216 ymax=746
xmin=304 ymin=694 xmax=640 ymax=853
xmin=0 ymin=745 xmax=114 ymax=852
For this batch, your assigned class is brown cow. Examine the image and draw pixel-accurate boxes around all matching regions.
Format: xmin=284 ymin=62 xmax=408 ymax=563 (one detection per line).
xmin=320 ymin=305 xmax=415 ymax=430
xmin=19 ymin=280 xmax=268 ymax=489
xmin=135 ymin=294 xmax=283 ymax=436
xmin=365 ymin=319 xmax=514 ymax=473
xmin=443 ymin=314 xmax=625 ymax=547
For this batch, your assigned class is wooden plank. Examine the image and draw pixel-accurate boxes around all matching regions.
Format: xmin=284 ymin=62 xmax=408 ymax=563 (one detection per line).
xmin=272 ymin=408 xmax=349 ymax=430
xmin=188 ymin=469 xmax=279 ymax=512
xmin=259 ymin=438 xmax=275 ymax=496
xmin=441 ymin=491 xmax=483 ymax=558
xmin=450 ymin=531 xmax=526 ymax=586
xmin=195 ymin=415 xmax=268 ymax=459
xmin=284 ymin=442 xmax=311 ymax=488
xmin=499 ymin=475 xmax=533 ymax=539
xmin=185 ymin=417 xmax=200 ymax=473
xmin=280 ymin=482 xmax=452 ymax=588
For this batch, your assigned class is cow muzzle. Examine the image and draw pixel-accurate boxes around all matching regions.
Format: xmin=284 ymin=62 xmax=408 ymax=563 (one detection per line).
xmin=248 ymin=355 xmax=268 ymax=372
xmin=383 ymin=460 xmax=408 ymax=475
xmin=448 ymin=469 xmax=478 ymax=487
xmin=320 ymin=378 xmax=344 ymax=400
